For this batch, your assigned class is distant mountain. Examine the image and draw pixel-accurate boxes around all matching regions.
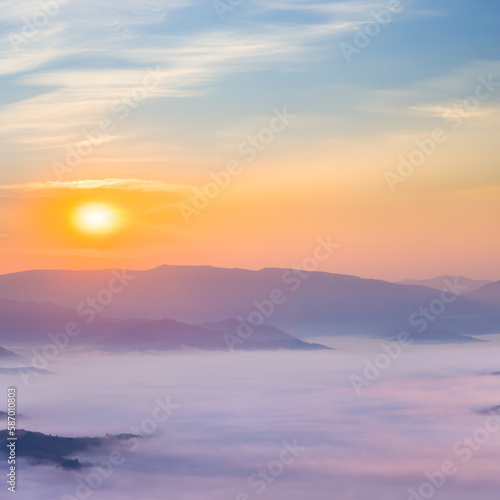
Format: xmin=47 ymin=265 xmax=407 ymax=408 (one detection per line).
xmin=199 ymin=319 xmax=332 ymax=350
xmin=0 ymin=266 xmax=498 ymax=344
xmin=0 ymin=299 xmax=122 ymax=344
xmin=0 ymin=346 xmax=26 ymax=364
xmin=0 ymin=346 xmax=44 ymax=373
xmin=0 ymin=429 xmax=137 ymax=470
xmin=478 ymin=405 xmax=500 ymax=415
xmin=398 ymin=276 xmax=493 ymax=292
xmin=101 ymin=318 xmax=331 ymax=351
xmin=464 ymin=281 xmax=500 ymax=308
xmin=0 ymin=298 xmax=330 ymax=352
xmin=406 ymin=328 xmax=484 ymax=344
xmin=0 ymin=410 xmax=26 ymax=419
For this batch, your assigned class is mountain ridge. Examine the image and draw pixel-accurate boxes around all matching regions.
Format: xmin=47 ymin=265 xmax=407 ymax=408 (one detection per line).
xmin=0 ymin=266 xmax=498 ymax=344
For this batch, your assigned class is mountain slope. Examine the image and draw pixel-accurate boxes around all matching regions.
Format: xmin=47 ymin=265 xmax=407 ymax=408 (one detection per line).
xmin=0 ymin=266 xmax=497 ymax=341
xmin=398 ymin=276 xmax=492 ymax=292
xmin=0 ymin=299 xmax=124 ymax=344
xmin=101 ymin=318 xmax=331 ymax=351
xmin=0 ymin=429 xmax=136 ymax=469
xmin=199 ymin=319 xmax=332 ymax=350
xmin=0 ymin=346 xmax=26 ymax=363
xmin=464 ymin=281 xmax=500 ymax=308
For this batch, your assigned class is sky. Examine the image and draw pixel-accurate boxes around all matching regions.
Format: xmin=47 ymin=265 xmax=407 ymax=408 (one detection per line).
xmin=0 ymin=0 xmax=499 ymax=280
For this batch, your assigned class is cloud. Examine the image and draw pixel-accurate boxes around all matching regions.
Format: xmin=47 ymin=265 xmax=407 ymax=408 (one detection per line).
xmin=7 ymin=347 xmax=500 ymax=500
xmin=410 ymin=103 xmax=499 ymax=119
xmin=0 ymin=178 xmax=194 ymax=195
xmin=0 ymin=0 xmax=426 ymax=149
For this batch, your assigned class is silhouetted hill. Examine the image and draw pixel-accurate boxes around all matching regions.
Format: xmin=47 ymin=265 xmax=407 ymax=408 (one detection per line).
xmin=0 ymin=346 xmax=24 ymax=359
xmin=199 ymin=319 xmax=332 ymax=350
xmin=0 ymin=299 xmax=123 ymax=344
xmin=102 ymin=318 xmax=331 ymax=351
xmin=0 ymin=266 xmax=498 ymax=343
xmin=0 ymin=429 xmax=137 ymax=470
xmin=0 ymin=298 xmax=330 ymax=351
xmin=0 ymin=346 xmax=26 ymax=364
xmin=465 ymin=281 xmax=500 ymax=307
xmin=0 ymin=410 xmax=26 ymax=419
xmin=478 ymin=405 xmax=500 ymax=415
xmin=407 ymin=328 xmax=484 ymax=344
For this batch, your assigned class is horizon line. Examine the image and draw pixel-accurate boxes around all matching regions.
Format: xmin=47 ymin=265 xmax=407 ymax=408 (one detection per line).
xmin=0 ymin=264 xmax=497 ymax=285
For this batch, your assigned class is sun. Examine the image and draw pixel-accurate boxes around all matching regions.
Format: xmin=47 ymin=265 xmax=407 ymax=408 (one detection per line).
xmin=72 ymin=203 xmax=122 ymax=235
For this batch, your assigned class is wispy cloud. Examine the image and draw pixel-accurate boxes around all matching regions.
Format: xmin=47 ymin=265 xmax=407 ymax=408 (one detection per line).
xmin=409 ymin=103 xmax=498 ymax=119
xmin=0 ymin=178 xmax=193 ymax=194
xmin=0 ymin=0 xmax=423 ymax=149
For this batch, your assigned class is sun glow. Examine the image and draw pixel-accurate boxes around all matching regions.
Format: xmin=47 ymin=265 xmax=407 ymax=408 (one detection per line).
xmin=73 ymin=203 xmax=121 ymax=235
